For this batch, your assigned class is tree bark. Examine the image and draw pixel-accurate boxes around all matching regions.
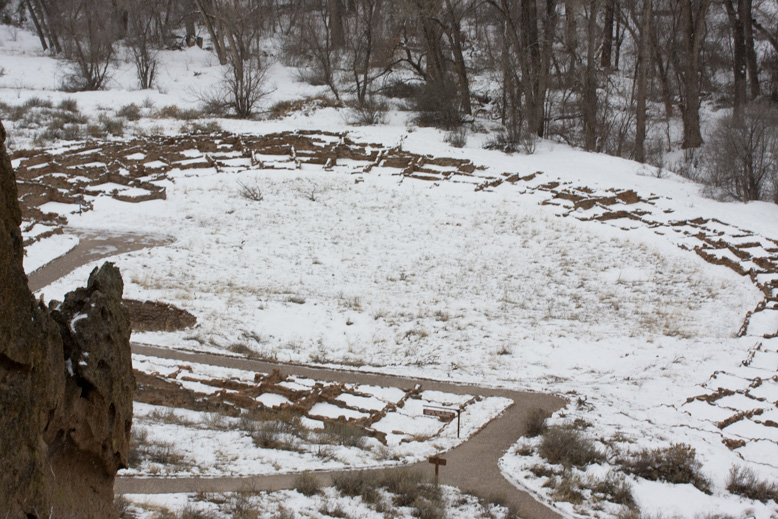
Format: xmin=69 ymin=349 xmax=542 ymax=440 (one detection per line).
xmin=679 ymin=0 xmax=710 ymax=149
xmin=601 ymin=0 xmax=615 ymax=69
xmin=33 ymin=0 xmax=62 ymax=54
xmin=724 ymin=0 xmax=747 ymax=123
xmin=740 ymin=0 xmax=759 ymax=98
xmin=649 ymin=17 xmax=673 ymax=118
xmin=634 ymin=0 xmax=653 ymax=162
xmin=193 ymin=0 xmax=227 ymax=64
xmin=25 ymin=0 xmax=49 ymax=51
xmin=329 ymin=0 xmax=346 ymax=48
xmin=444 ymin=0 xmax=472 ymax=115
xmin=583 ymin=0 xmax=599 ymax=151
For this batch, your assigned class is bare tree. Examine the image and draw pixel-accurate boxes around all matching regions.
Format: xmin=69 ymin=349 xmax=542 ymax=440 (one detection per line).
xmin=487 ymin=0 xmax=557 ymax=138
xmin=187 ymin=1 xmax=270 ymax=117
xmin=705 ymin=103 xmax=778 ymax=202
xmin=300 ymin=1 xmax=342 ymax=100
xmin=122 ymin=0 xmax=160 ymax=89
xmin=57 ymin=0 xmax=117 ymax=91
xmin=24 ymin=0 xmax=63 ymax=53
xmin=343 ymin=0 xmax=398 ymax=104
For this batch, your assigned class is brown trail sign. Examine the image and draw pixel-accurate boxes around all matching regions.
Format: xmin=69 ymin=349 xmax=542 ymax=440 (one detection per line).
xmin=423 ymin=408 xmax=456 ymax=419
xmin=423 ymin=406 xmax=461 ymax=438
xmin=428 ymin=455 xmax=447 ymax=479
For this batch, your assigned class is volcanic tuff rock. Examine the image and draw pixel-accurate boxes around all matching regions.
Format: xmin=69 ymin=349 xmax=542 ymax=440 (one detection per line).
xmin=0 ymin=121 xmax=134 ymax=519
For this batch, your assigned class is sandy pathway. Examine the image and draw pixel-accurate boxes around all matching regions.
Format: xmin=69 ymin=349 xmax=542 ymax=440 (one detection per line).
xmin=27 ymin=231 xmax=171 ymax=293
xmin=119 ymin=344 xmax=567 ymax=519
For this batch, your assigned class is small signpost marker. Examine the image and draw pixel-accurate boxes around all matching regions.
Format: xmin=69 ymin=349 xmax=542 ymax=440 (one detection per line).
xmin=423 ymin=406 xmax=461 ymax=438
xmin=428 ymin=455 xmax=447 ymax=482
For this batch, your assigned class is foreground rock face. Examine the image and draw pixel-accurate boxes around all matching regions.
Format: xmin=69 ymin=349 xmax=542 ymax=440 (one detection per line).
xmin=0 ymin=121 xmax=134 ymax=519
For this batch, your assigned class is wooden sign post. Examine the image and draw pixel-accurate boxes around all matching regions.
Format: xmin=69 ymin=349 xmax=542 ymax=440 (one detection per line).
xmin=423 ymin=406 xmax=461 ymax=438
xmin=428 ymin=455 xmax=447 ymax=482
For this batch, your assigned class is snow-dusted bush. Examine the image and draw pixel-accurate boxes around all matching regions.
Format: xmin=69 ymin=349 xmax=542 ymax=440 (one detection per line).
xmin=538 ymin=423 xmax=605 ymax=467
xmin=727 ymin=465 xmax=778 ymax=503
xmin=621 ymin=443 xmax=710 ymax=493
xmin=347 ymin=97 xmax=388 ymax=126
xmin=293 ymin=471 xmax=321 ymax=496
xmin=704 ymin=103 xmax=778 ymax=202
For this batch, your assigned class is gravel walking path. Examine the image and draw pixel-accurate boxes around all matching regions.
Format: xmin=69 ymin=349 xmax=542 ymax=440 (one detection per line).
xmin=121 ymin=344 xmax=566 ymax=519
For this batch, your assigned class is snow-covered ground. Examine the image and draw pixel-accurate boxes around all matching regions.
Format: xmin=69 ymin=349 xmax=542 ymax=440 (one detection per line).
xmin=127 ymin=354 xmax=511 ymax=477
xmin=3 ymin=23 xmax=778 ymax=519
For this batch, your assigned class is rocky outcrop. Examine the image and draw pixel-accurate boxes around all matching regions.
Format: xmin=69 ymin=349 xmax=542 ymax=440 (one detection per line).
xmin=124 ymin=298 xmax=197 ymax=332
xmin=0 ymin=121 xmax=134 ymax=519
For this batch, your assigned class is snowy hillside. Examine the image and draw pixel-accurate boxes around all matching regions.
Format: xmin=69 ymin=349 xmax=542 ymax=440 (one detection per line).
xmin=3 ymin=22 xmax=778 ymax=519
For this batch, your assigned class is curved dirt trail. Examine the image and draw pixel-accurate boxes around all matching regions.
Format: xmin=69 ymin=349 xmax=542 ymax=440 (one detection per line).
xmin=27 ymin=231 xmax=171 ymax=293
xmin=29 ymin=232 xmax=567 ymax=518
xmin=120 ymin=345 xmax=567 ymax=519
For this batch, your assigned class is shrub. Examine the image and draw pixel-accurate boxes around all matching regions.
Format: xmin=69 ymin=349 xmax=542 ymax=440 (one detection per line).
xmin=333 ymin=470 xmax=380 ymax=501
xmin=539 ymin=424 xmax=604 ymax=467
xmin=322 ymin=421 xmax=367 ymax=447
xmin=589 ymin=472 xmax=635 ymax=507
xmin=484 ymin=124 xmax=536 ymax=154
xmin=621 ymin=443 xmax=710 ymax=493
xmin=347 ymin=98 xmax=388 ymax=126
xmin=115 ymin=495 xmax=134 ymax=519
xmin=178 ymin=505 xmax=214 ymax=519
xmin=444 ymin=127 xmax=467 ymax=148
xmin=227 ymin=492 xmax=259 ymax=519
xmin=726 ymin=465 xmax=778 ymax=503
xmin=523 ymin=408 xmax=551 ymax=438
xmin=381 ymin=469 xmax=437 ymax=508
xmin=237 ymin=180 xmax=264 ymax=202
xmin=549 ymin=470 xmax=584 ymax=504
xmin=58 ymin=98 xmax=79 ymax=112
xmin=155 ymin=105 xmax=203 ymax=120
xmin=202 ymin=54 xmax=270 ymax=118
xmin=128 ymin=425 xmax=186 ymax=468
xmin=251 ymin=421 xmax=298 ymax=450
xmin=24 ymin=96 xmax=54 ymax=109
xmin=180 ymin=121 xmax=222 ymax=135
xmin=117 ymin=104 xmax=143 ymax=121
xmin=293 ymin=472 xmax=321 ymax=496
xmin=268 ymin=96 xmax=340 ymax=119
xmin=704 ymin=103 xmax=778 ymax=202
xmin=382 ymin=80 xmax=419 ymax=99
xmin=413 ymin=495 xmax=446 ymax=519
xmin=98 ymin=114 xmax=124 ymax=136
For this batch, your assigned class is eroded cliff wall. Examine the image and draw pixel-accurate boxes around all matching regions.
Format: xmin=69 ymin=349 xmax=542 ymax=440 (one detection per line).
xmin=0 ymin=121 xmax=134 ymax=519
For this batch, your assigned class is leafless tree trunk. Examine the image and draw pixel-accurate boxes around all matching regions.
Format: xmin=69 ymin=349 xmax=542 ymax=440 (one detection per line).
xmin=329 ymin=0 xmax=346 ymax=48
xmin=193 ymin=0 xmax=227 ymax=64
xmin=678 ymin=0 xmax=710 ymax=149
xmin=24 ymin=0 xmax=48 ymax=50
xmin=601 ymin=0 xmax=615 ymax=69
xmin=724 ymin=0 xmax=747 ymax=123
xmin=443 ymin=0 xmax=472 ymax=115
xmin=650 ymin=12 xmax=674 ymax=119
xmin=634 ymin=0 xmax=653 ymax=162
xmin=583 ymin=0 xmax=599 ymax=151
xmin=740 ymin=0 xmax=759 ymax=99
xmin=26 ymin=0 xmax=62 ymax=53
